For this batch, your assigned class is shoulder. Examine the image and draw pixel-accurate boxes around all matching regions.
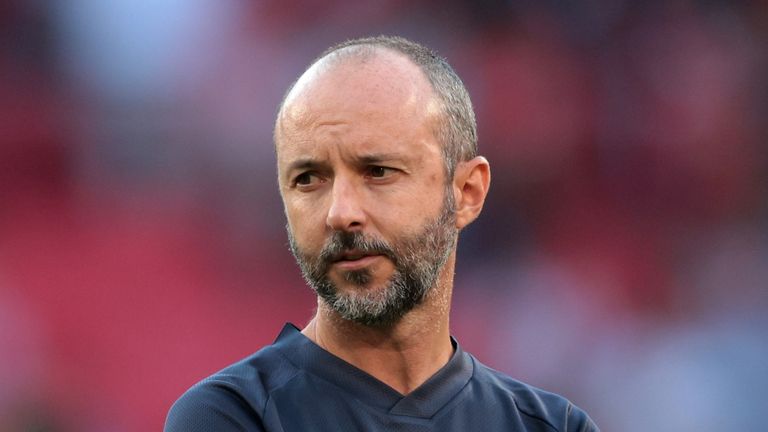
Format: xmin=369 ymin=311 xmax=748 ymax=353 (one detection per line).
xmin=164 ymin=343 xmax=299 ymax=432
xmin=470 ymin=357 xmax=599 ymax=432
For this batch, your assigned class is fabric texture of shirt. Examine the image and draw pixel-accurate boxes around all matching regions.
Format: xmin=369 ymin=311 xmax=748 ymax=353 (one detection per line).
xmin=165 ymin=323 xmax=599 ymax=431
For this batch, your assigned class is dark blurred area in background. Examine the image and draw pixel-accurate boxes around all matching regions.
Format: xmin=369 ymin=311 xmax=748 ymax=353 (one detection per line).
xmin=1 ymin=1 xmax=766 ymax=430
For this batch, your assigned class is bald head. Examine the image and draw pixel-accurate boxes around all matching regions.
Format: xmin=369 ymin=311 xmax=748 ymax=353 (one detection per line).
xmin=276 ymin=47 xmax=440 ymax=154
xmin=275 ymin=36 xmax=477 ymax=177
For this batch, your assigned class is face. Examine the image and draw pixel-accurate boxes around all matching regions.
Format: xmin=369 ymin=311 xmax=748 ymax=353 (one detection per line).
xmin=276 ymin=51 xmax=458 ymax=326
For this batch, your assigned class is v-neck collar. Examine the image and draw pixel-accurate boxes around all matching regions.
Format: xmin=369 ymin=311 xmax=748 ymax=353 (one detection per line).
xmin=273 ymin=323 xmax=474 ymax=419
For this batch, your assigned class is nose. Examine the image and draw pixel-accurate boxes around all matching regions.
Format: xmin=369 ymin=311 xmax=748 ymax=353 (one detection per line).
xmin=326 ymin=177 xmax=366 ymax=231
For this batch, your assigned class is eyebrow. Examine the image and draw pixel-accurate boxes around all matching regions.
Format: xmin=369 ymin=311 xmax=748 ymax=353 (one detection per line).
xmin=352 ymin=152 xmax=404 ymax=165
xmin=284 ymin=159 xmax=328 ymax=183
xmin=283 ymin=152 xmax=410 ymax=183
xmin=286 ymin=153 xmax=404 ymax=171
xmin=286 ymin=158 xmax=323 ymax=173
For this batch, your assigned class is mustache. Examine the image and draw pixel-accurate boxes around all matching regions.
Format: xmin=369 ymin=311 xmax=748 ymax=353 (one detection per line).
xmin=318 ymin=231 xmax=397 ymax=265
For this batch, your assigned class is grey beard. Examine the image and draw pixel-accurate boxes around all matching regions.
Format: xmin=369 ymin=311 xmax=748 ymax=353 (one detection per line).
xmin=287 ymin=191 xmax=457 ymax=327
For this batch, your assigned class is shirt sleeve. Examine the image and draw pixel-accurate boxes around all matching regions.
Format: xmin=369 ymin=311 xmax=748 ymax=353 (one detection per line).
xmin=566 ymin=402 xmax=600 ymax=432
xmin=164 ymin=382 xmax=266 ymax=432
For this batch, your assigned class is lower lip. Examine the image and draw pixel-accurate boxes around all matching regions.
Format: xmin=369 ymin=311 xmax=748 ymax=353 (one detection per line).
xmin=333 ymin=254 xmax=382 ymax=271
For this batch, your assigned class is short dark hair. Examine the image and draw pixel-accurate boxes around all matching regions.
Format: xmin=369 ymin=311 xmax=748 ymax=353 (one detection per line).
xmin=276 ymin=36 xmax=477 ymax=177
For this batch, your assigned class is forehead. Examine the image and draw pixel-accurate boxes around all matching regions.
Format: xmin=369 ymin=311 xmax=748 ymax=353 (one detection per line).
xmin=275 ymin=49 xmax=442 ymax=157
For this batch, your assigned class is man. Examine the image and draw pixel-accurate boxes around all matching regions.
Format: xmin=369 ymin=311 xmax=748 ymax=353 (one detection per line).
xmin=165 ymin=36 xmax=599 ymax=431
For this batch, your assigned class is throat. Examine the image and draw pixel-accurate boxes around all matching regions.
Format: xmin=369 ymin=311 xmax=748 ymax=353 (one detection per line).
xmin=303 ymin=307 xmax=454 ymax=395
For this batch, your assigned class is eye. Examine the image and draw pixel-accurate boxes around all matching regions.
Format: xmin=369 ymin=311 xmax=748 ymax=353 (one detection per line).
xmin=293 ymin=172 xmax=323 ymax=189
xmin=367 ymin=166 xmax=395 ymax=179
xmin=295 ymin=172 xmax=313 ymax=185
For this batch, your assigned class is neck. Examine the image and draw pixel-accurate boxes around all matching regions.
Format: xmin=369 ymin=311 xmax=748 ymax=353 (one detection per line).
xmin=301 ymin=255 xmax=456 ymax=395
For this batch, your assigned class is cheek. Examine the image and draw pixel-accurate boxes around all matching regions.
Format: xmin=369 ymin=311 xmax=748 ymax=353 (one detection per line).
xmin=373 ymin=191 xmax=441 ymax=236
xmin=285 ymin=199 xmax=328 ymax=246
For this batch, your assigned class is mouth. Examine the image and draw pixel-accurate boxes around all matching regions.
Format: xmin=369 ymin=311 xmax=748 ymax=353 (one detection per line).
xmin=332 ymin=249 xmax=377 ymax=262
xmin=331 ymin=249 xmax=383 ymax=270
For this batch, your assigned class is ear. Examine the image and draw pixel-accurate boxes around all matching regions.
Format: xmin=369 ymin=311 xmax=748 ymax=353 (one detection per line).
xmin=452 ymin=156 xmax=491 ymax=230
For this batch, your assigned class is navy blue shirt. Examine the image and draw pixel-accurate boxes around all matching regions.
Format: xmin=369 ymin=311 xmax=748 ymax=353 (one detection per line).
xmin=165 ymin=324 xmax=598 ymax=431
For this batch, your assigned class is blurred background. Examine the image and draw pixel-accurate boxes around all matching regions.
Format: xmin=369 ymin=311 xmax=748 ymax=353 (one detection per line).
xmin=2 ymin=0 xmax=767 ymax=430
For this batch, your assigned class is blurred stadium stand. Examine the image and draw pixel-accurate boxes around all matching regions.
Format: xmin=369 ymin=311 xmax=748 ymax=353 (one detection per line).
xmin=1 ymin=1 xmax=767 ymax=430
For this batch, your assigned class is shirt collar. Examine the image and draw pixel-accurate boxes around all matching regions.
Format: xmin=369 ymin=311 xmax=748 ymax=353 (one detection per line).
xmin=273 ymin=323 xmax=474 ymax=418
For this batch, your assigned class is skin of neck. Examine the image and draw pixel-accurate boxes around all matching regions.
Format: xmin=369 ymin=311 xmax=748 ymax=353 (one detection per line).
xmin=301 ymin=250 xmax=457 ymax=395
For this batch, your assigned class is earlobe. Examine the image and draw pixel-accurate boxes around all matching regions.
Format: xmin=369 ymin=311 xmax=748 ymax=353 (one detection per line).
xmin=453 ymin=156 xmax=491 ymax=230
